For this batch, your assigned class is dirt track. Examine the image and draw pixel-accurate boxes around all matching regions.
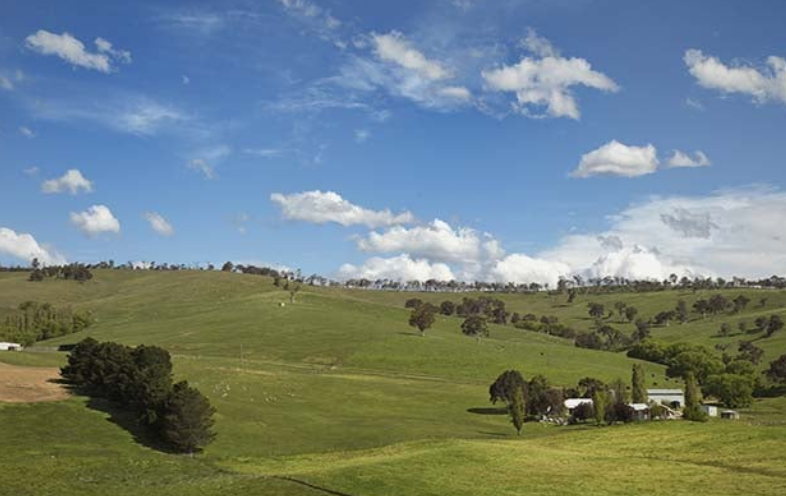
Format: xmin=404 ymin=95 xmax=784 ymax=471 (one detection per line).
xmin=0 ymin=362 xmax=68 ymax=403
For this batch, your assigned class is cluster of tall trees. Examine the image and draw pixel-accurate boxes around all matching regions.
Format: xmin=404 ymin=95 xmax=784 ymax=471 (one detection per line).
xmin=342 ymin=273 xmax=786 ymax=293
xmin=28 ymin=260 xmax=93 ymax=282
xmin=0 ymin=301 xmax=93 ymax=346
xmin=628 ymin=341 xmax=759 ymax=408
xmin=512 ymin=313 xmax=577 ymax=339
xmin=489 ymin=366 xmax=662 ymax=433
xmin=62 ymin=338 xmax=216 ymax=454
xmin=406 ymin=297 xmax=504 ymax=340
xmin=488 ymin=371 xmax=566 ymax=434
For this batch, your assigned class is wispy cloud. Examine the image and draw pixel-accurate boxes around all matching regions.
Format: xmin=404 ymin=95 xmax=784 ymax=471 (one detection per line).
xmin=187 ymin=145 xmax=231 ymax=179
xmin=25 ymin=30 xmax=131 ymax=73
xmin=30 ymin=94 xmax=189 ymax=137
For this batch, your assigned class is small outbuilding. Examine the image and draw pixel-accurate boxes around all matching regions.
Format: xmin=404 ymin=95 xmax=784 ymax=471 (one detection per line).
xmin=628 ymin=403 xmax=650 ymax=421
xmin=720 ymin=410 xmax=740 ymax=420
xmin=564 ymin=398 xmax=593 ymax=415
xmin=647 ymin=388 xmax=685 ymax=409
xmin=0 ymin=342 xmax=23 ymax=351
xmin=701 ymin=405 xmax=719 ymax=417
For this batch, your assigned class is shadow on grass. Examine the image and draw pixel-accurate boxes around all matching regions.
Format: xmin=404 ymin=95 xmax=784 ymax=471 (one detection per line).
xmin=477 ymin=431 xmax=509 ymax=437
xmin=84 ymin=396 xmax=177 ymax=453
xmin=396 ymin=331 xmax=424 ymax=337
xmin=755 ymin=386 xmax=786 ymax=398
xmin=467 ymin=407 xmax=508 ymax=415
xmin=61 ymin=383 xmax=175 ymax=454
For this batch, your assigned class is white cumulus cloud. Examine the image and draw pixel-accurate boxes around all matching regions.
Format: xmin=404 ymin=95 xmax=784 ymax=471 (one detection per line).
xmin=684 ymin=49 xmax=786 ymax=105
xmin=0 ymin=227 xmax=66 ymax=265
xmin=338 ymin=254 xmax=455 ymax=282
xmin=143 ymin=212 xmax=174 ymax=236
xmin=485 ymin=254 xmax=570 ymax=288
xmin=25 ymin=30 xmax=130 ymax=73
xmin=666 ymin=150 xmax=711 ymax=168
xmin=271 ymin=190 xmax=414 ymax=228
xmin=356 ymin=219 xmax=502 ymax=265
xmin=482 ymin=32 xmax=618 ymax=119
xmin=70 ymin=205 xmax=120 ymax=236
xmin=572 ymin=140 xmax=659 ymax=178
xmin=41 ymin=169 xmax=94 ymax=195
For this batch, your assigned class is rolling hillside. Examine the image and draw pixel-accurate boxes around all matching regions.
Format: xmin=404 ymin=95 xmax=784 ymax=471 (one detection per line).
xmin=1 ymin=270 xmax=785 ymax=495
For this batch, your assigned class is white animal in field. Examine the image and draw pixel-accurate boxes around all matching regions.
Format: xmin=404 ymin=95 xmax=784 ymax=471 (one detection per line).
xmin=279 ymin=302 xmax=286 ymax=308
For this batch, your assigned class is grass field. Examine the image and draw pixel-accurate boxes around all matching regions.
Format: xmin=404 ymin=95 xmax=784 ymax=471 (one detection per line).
xmin=1 ymin=270 xmax=785 ymax=495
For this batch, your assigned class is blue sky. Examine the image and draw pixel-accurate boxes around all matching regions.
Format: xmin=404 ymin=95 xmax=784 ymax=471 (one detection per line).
xmin=2 ymin=0 xmax=786 ymax=284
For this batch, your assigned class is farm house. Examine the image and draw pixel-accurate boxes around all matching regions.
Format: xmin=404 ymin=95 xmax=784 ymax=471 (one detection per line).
xmin=0 ymin=342 xmax=23 ymax=351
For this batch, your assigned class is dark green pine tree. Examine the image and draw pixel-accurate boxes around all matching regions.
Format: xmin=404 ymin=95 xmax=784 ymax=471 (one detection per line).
xmin=682 ymin=373 xmax=707 ymax=422
xmin=160 ymin=381 xmax=217 ymax=454
xmin=509 ymin=386 xmax=526 ymax=436
xmin=631 ymin=364 xmax=647 ymax=403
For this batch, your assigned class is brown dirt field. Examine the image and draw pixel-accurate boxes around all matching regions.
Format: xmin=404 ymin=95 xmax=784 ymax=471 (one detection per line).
xmin=0 ymin=362 xmax=68 ymax=403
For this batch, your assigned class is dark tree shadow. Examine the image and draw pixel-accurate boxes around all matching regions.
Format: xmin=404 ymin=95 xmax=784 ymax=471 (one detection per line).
xmin=467 ymin=407 xmax=508 ymax=415
xmin=84 ymin=396 xmax=176 ymax=453
xmin=754 ymin=386 xmax=786 ymax=398
xmin=477 ymin=431 xmax=509 ymax=437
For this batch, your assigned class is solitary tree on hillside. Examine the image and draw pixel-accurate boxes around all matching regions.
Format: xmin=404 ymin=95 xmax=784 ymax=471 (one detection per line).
xmin=404 ymin=298 xmax=423 ymax=309
xmin=588 ymin=303 xmax=605 ymax=322
xmin=631 ymin=364 xmax=647 ymax=404
xmin=439 ymin=301 xmax=456 ymax=316
xmin=732 ymin=295 xmax=751 ymax=313
xmin=489 ymin=370 xmax=528 ymax=407
xmin=461 ymin=315 xmax=489 ymax=342
xmin=693 ymin=299 xmax=710 ymax=319
xmin=409 ymin=304 xmax=437 ymax=337
xmin=624 ymin=306 xmax=639 ymax=323
xmin=675 ymin=300 xmax=689 ymax=324
xmin=221 ymin=261 xmax=234 ymax=272
xmin=614 ymin=302 xmax=627 ymax=322
xmin=632 ymin=319 xmax=651 ymax=342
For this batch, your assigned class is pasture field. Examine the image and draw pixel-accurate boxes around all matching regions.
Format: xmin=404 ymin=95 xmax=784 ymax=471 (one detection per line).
xmin=1 ymin=270 xmax=785 ymax=495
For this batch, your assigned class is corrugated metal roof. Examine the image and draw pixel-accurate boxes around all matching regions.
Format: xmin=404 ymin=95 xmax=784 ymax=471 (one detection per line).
xmin=647 ymin=389 xmax=684 ymax=394
xmin=564 ymin=398 xmax=593 ymax=408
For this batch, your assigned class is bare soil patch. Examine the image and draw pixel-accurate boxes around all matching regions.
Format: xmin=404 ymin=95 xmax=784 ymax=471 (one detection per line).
xmin=0 ymin=361 xmax=68 ymax=403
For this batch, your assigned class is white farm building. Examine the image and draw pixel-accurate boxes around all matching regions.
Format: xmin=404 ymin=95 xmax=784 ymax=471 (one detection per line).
xmin=647 ymin=389 xmax=685 ymax=408
xmin=0 ymin=342 xmax=23 ymax=351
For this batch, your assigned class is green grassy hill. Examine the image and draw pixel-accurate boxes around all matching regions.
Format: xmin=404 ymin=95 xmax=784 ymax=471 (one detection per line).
xmin=1 ymin=270 xmax=785 ymax=495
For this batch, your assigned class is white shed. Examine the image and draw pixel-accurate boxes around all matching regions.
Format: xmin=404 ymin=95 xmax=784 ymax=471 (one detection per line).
xmin=564 ymin=398 xmax=593 ymax=414
xmin=647 ymin=389 xmax=685 ymax=408
xmin=0 ymin=342 xmax=23 ymax=351
xmin=701 ymin=405 xmax=719 ymax=417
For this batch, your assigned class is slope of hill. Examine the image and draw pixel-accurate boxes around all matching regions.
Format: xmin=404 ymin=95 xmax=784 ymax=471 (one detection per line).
xmin=1 ymin=270 xmax=785 ymax=495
